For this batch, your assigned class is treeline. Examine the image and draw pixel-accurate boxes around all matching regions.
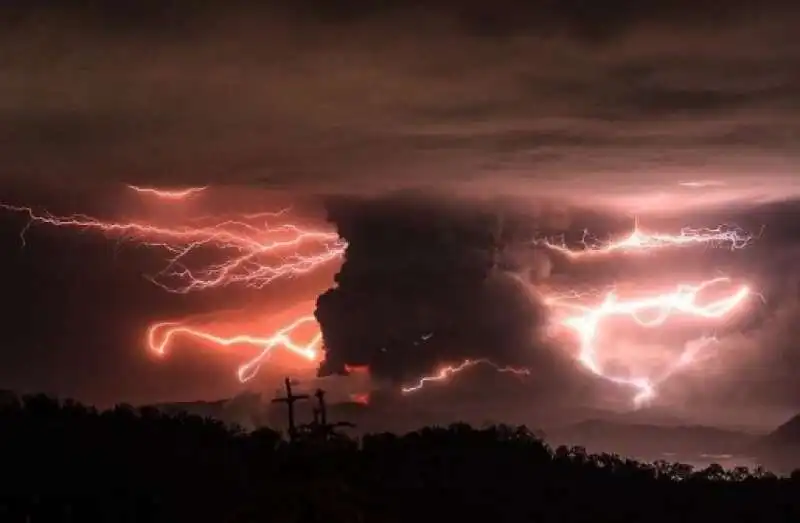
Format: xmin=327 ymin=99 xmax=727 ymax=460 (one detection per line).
xmin=0 ymin=393 xmax=799 ymax=522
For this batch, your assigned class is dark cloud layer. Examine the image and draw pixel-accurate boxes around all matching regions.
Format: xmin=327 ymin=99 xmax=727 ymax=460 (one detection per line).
xmin=2 ymin=1 xmax=800 ymax=208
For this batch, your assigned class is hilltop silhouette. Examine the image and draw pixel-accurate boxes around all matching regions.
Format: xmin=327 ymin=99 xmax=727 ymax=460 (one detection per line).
xmin=146 ymin=391 xmax=764 ymax=465
xmin=2 ymin=389 xmax=800 ymax=522
xmin=762 ymin=414 xmax=800 ymax=446
xmin=753 ymin=414 xmax=800 ymax=473
xmin=152 ymin=391 xmax=266 ymax=429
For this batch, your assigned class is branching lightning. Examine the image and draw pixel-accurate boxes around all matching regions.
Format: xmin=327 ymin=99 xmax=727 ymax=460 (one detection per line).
xmin=147 ymin=315 xmax=321 ymax=382
xmin=546 ymin=277 xmax=753 ymax=405
xmin=401 ymin=359 xmax=531 ymax=393
xmin=0 ymin=204 xmax=345 ymax=293
xmin=0 ymin=200 xmax=337 ymax=386
xmin=401 ymin=222 xmax=758 ymax=398
xmin=0 ymin=197 xmax=760 ymax=404
xmin=538 ymin=220 xmax=755 ymax=258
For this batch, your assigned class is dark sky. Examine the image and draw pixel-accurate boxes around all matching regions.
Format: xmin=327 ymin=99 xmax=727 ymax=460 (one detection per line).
xmin=3 ymin=1 xmax=800 ymax=204
xmin=1 ymin=2 xmax=800 ymax=425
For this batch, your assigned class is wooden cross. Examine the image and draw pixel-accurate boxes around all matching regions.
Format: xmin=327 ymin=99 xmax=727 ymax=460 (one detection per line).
xmin=313 ymin=388 xmax=355 ymax=439
xmin=271 ymin=377 xmax=309 ymax=441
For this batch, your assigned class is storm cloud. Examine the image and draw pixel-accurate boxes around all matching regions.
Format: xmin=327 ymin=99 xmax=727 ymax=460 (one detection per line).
xmin=2 ymin=1 xmax=800 ymax=209
xmin=313 ymin=194 xmax=561 ymax=385
xmin=311 ymin=191 xmax=800 ymax=415
xmin=2 ymin=1 xmax=800 ymax=418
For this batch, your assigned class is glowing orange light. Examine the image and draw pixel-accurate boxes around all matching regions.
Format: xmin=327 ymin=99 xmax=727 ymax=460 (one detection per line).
xmin=0 ymin=200 xmax=759 ymax=399
xmin=147 ymin=315 xmax=321 ymax=382
xmin=349 ymin=393 xmax=370 ymax=405
xmin=127 ymin=185 xmax=208 ymax=200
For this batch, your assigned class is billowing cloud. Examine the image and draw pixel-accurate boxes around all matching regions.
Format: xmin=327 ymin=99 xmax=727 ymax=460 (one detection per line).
xmin=313 ymin=194 xmax=566 ymax=384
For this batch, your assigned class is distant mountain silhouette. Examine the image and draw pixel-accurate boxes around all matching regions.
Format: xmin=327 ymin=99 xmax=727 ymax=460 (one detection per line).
xmin=5 ymin=391 xmax=800 ymax=521
xmin=595 ymin=406 xmax=688 ymax=426
xmin=753 ymin=413 xmax=800 ymax=473
xmin=546 ymin=418 xmax=756 ymax=465
xmin=148 ymin=391 xmax=370 ymax=433
xmin=143 ymin=392 xmax=724 ymax=437
xmin=150 ymin=391 xmax=264 ymax=429
xmin=144 ymin=391 xmax=775 ymax=470
xmin=761 ymin=414 xmax=800 ymax=446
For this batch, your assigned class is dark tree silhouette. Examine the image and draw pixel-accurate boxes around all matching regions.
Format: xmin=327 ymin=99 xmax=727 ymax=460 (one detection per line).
xmin=0 ymin=391 xmax=799 ymax=522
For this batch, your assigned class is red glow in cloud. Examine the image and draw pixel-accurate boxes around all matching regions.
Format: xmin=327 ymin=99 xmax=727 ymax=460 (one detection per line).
xmin=0 ymin=195 xmax=760 ymax=404
xmin=545 ymin=277 xmax=754 ymax=406
xmin=1 ymin=199 xmax=336 ymax=387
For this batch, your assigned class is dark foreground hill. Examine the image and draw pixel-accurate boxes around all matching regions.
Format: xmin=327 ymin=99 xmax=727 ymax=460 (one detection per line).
xmin=2 ymin=392 xmax=800 ymax=522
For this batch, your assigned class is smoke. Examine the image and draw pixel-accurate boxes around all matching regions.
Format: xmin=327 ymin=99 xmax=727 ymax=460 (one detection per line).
xmin=313 ymin=193 xmax=580 ymax=388
xmin=311 ymin=193 xmax=800 ymax=420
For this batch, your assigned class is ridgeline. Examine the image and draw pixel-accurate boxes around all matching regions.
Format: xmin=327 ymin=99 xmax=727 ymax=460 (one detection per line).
xmin=1 ymin=390 xmax=799 ymax=522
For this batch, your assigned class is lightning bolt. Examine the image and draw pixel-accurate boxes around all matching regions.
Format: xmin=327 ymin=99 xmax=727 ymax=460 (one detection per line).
xmin=538 ymin=221 xmax=755 ymax=258
xmin=0 ymin=204 xmax=346 ymax=293
xmin=127 ymin=185 xmax=208 ymax=200
xmin=546 ymin=277 xmax=753 ymax=406
xmin=0 ymin=201 xmax=336 ymax=384
xmin=404 ymin=220 xmax=759 ymax=396
xmin=147 ymin=315 xmax=321 ymax=382
xmin=401 ymin=359 xmax=531 ymax=394
xmin=0 ymin=198 xmax=760 ymax=401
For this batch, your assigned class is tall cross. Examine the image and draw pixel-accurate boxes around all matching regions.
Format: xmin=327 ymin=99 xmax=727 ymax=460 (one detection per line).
xmin=271 ymin=377 xmax=309 ymax=441
xmin=314 ymin=388 xmax=328 ymax=427
xmin=313 ymin=388 xmax=355 ymax=439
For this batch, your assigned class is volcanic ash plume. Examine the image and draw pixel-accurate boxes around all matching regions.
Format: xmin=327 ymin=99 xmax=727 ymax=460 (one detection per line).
xmin=313 ymin=195 xmax=568 ymax=388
